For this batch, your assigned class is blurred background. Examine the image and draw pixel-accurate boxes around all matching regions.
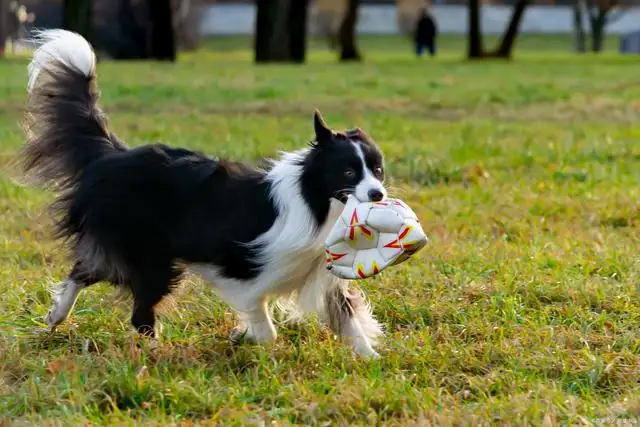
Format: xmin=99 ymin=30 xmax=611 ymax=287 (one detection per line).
xmin=1 ymin=0 xmax=639 ymax=62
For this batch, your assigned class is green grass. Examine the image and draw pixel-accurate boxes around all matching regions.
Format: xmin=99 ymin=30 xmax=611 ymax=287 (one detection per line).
xmin=1 ymin=35 xmax=640 ymax=425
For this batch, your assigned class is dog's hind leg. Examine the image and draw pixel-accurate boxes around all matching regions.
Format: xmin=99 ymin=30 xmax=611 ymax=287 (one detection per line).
xmin=45 ymin=261 xmax=104 ymax=330
xmin=129 ymin=263 xmax=182 ymax=338
xmin=325 ymin=283 xmax=382 ymax=358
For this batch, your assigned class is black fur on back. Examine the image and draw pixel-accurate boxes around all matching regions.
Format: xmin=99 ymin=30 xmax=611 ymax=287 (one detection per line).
xmin=64 ymin=144 xmax=278 ymax=283
xmin=19 ymin=57 xmax=279 ymax=303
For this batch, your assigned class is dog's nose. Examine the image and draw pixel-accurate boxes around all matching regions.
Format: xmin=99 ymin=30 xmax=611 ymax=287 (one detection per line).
xmin=368 ymin=189 xmax=384 ymax=202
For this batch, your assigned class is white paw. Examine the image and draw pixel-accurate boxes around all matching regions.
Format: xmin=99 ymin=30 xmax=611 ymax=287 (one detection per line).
xmin=147 ymin=338 xmax=159 ymax=353
xmin=44 ymin=304 xmax=66 ymax=328
xmin=229 ymin=326 xmax=249 ymax=345
xmin=354 ymin=347 xmax=380 ymax=359
xmin=347 ymin=335 xmax=380 ymax=358
xmin=44 ymin=279 xmax=81 ymax=328
xmin=229 ymin=323 xmax=276 ymax=345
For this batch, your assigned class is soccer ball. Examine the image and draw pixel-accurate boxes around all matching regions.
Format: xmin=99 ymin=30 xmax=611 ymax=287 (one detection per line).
xmin=324 ymin=195 xmax=428 ymax=280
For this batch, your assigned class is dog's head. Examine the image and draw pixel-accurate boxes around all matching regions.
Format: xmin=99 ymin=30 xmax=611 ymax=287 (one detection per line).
xmin=303 ymin=110 xmax=387 ymax=204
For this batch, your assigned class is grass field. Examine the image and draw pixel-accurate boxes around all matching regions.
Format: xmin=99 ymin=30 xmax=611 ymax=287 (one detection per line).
xmin=1 ymin=34 xmax=640 ymax=425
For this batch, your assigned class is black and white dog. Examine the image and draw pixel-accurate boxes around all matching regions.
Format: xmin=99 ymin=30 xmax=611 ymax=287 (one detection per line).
xmin=20 ymin=30 xmax=388 ymax=357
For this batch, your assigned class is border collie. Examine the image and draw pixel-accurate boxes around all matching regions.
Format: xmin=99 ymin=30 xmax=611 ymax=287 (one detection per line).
xmin=20 ymin=30 xmax=388 ymax=358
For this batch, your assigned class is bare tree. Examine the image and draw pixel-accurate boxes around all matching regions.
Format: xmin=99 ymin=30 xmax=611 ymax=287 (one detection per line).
xmin=63 ymin=0 xmax=93 ymax=45
xmin=254 ymin=0 xmax=309 ymax=63
xmin=148 ymin=0 xmax=176 ymax=61
xmin=173 ymin=0 xmax=204 ymax=52
xmin=0 ymin=0 xmax=7 ymax=58
xmin=310 ymin=0 xmax=345 ymax=50
xmin=573 ymin=0 xmax=630 ymax=52
xmin=573 ymin=0 xmax=587 ymax=52
xmin=338 ymin=0 xmax=361 ymax=61
xmin=468 ymin=0 xmax=530 ymax=60
xmin=468 ymin=0 xmax=483 ymax=58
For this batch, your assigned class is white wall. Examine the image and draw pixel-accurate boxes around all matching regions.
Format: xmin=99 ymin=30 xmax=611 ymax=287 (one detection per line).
xmin=199 ymin=4 xmax=640 ymax=36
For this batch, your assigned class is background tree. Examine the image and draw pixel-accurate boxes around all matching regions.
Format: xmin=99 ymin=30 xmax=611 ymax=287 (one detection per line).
xmin=110 ymin=0 xmax=151 ymax=59
xmin=317 ymin=0 xmax=437 ymax=61
xmin=0 ymin=0 xmax=7 ymax=58
xmin=338 ymin=0 xmax=361 ymax=61
xmin=310 ymin=0 xmax=345 ymax=50
xmin=7 ymin=2 xmax=35 ymax=54
xmin=148 ymin=0 xmax=176 ymax=61
xmin=63 ymin=0 xmax=93 ymax=45
xmin=63 ymin=0 xmax=175 ymax=61
xmin=173 ymin=0 xmax=204 ymax=52
xmin=468 ymin=0 xmax=483 ymax=58
xmin=468 ymin=0 xmax=530 ymax=59
xmin=573 ymin=0 xmax=629 ymax=53
xmin=254 ymin=0 xmax=309 ymax=63
xmin=573 ymin=0 xmax=587 ymax=52
xmin=96 ymin=0 xmax=192 ymax=60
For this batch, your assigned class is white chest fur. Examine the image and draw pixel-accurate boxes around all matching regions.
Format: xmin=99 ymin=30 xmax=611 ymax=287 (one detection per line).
xmin=189 ymin=150 xmax=344 ymax=314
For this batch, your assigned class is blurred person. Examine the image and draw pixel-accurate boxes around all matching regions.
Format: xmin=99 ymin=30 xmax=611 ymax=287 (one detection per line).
xmin=414 ymin=7 xmax=437 ymax=58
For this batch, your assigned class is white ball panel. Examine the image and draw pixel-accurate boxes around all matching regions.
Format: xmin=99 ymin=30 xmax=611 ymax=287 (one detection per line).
xmin=377 ymin=232 xmax=404 ymax=262
xmin=352 ymin=248 xmax=388 ymax=279
xmin=325 ymin=241 xmax=356 ymax=267
xmin=339 ymin=196 xmax=362 ymax=224
xmin=326 ymin=264 xmax=357 ymax=280
xmin=366 ymin=207 xmax=405 ymax=233
xmin=398 ymin=219 xmax=428 ymax=250
xmin=388 ymin=199 xmax=418 ymax=220
xmin=344 ymin=224 xmax=379 ymax=250
xmin=325 ymin=218 xmax=347 ymax=247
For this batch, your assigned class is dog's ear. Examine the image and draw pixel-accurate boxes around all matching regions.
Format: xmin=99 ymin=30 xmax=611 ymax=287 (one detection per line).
xmin=314 ymin=110 xmax=332 ymax=142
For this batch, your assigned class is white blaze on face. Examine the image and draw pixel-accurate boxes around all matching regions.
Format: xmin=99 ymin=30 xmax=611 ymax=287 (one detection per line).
xmin=353 ymin=142 xmax=386 ymax=202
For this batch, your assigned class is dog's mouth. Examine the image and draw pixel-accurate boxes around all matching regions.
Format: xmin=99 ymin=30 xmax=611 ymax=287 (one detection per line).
xmin=334 ymin=190 xmax=352 ymax=204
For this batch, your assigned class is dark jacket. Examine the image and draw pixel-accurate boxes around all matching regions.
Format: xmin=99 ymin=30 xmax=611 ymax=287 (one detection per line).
xmin=415 ymin=12 xmax=437 ymax=43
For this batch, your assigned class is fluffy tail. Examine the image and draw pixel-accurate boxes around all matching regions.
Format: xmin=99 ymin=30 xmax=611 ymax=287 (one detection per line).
xmin=20 ymin=29 xmax=127 ymax=191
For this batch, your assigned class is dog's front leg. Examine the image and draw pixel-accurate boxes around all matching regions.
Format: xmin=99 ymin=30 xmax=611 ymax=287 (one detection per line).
xmin=230 ymin=298 xmax=277 ymax=345
xmin=325 ymin=282 xmax=382 ymax=358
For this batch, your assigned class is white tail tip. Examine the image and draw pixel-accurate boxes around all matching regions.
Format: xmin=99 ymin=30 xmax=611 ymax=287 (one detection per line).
xmin=27 ymin=29 xmax=96 ymax=93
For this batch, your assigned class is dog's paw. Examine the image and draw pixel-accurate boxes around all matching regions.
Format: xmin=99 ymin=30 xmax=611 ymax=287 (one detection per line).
xmin=134 ymin=336 xmax=159 ymax=360
xmin=351 ymin=343 xmax=381 ymax=359
xmin=229 ymin=326 xmax=249 ymax=345
xmin=147 ymin=338 xmax=159 ymax=354
xmin=34 ymin=326 xmax=56 ymax=336
xmin=44 ymin=305 xmax=67 ymax=329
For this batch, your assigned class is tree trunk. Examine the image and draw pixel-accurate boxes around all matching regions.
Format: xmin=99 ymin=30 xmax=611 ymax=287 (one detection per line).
xmin=573 ymin=0 xmax=586 ymax=53
xmin=173 ymin=0 xmax=203 ymax=52
xmin=468 ymin=0 xmax=483 ymax=59
xmin=63 ymin=0 xmax=93 ymax=46
xmin=288 ymin=0 xmax=308 ymax=63
xmin=254 ymin=0 xmax=308 ymax=63
xmin=148 ymin=0 xmax=176 ymax=61
xmin=106 ymin=0 xmax=151 ymax=60
xmin=254 ymin=0 xmax=273 ymax=62
xmin=0 ymin=0 xmax=7 ymax=58
xmin=589 ymin=9 xmax=607 ymax=52
xmin=268 ymin=0 xmax=293 ymax=60
xmin=492 ymin=0 xmax=530 ymax=58
xmin=338 ymin=0 xmax=361 ymax=61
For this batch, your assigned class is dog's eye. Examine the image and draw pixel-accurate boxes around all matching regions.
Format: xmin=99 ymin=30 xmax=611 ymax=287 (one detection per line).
xmin=344 ymin=168 xmax=356 ymax=178
xmin=374 ymin=167 xmax=384 ymax=179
